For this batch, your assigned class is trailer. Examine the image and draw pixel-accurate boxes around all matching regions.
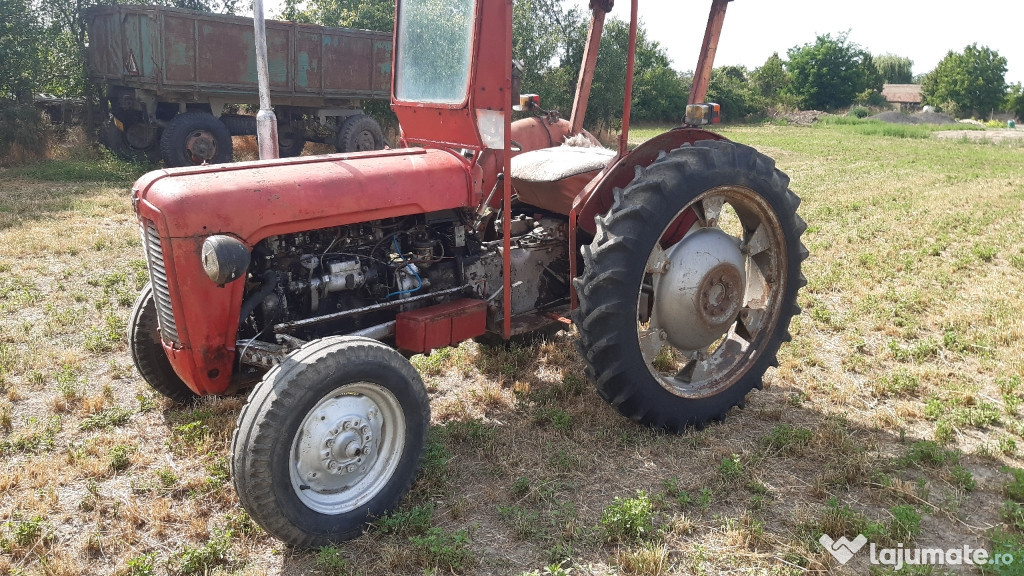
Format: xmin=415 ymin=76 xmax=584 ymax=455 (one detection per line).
xmin=86 ymin=5 xmax=392 ymax=166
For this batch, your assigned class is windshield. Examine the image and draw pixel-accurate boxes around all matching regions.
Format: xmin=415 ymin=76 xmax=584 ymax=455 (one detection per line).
xmin=394 ymin=0 xmax=476 ymax=104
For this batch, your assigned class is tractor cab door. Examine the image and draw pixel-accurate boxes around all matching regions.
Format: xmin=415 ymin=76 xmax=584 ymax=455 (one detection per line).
xmin=391 ymin=0 xmax=512 ymax=151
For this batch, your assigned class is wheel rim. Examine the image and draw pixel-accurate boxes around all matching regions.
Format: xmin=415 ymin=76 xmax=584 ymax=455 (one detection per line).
xmin=636 ymin=186 xmax=787 ymax=399
xmin=354 ymin=130 xmax=376 ymax=151
xmin=183 ymin=129 xmax=217 ymax=164
xmin=289 ymin=382 xmax=405 ymax=514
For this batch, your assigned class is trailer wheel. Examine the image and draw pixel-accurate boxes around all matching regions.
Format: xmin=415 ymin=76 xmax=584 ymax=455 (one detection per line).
xmin=100 ymin=120 xmax=160 ymax=164
xmin=128 ymin=283 xmax=197 ymax=403
xmin=160 ymin=112 xmax=233 ymax=167
xmin=574 ymin=140 xmax=807 ymax=432
xmin=278 ymin=125 xmax=306 ymax=157
xmin=336 ymin=114 xmax=384 ymax=153
xmin=231 ymin=336 xmax=429 ymax=547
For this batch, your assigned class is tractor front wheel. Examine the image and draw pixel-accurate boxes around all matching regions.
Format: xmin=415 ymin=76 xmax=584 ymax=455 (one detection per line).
xmin=230 ymin=336 xmax=429 ymax=547
xmin=128 ymin=283 xmax=197 ymax=403
xmin=574 ymin=140 xmax=807 ymax=431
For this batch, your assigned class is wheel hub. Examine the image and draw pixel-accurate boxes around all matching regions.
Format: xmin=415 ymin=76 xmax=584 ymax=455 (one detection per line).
xmin=293 ymin=394 xmax=384 ymax=497
xmin=653 ymin=227 xmax=747 ymax=351
xmin=125 ymin=123 xmax=157 ymax=149
xmin=184 ymin=129 xmax=217 ymax=163
xmin=355 ymin=131 xmax=375 ymax=151
xmin=320 ymin=416 xmax=376 ymax=476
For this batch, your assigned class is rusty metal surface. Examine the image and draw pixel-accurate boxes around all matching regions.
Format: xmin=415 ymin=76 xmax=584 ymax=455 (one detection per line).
xmin=569 ymin=8 xmax=605 ymax=135
xmin=689 ymin=0 xmax=731 ymax=105
xmin=86 ymin=5 xmax=392 ymax=105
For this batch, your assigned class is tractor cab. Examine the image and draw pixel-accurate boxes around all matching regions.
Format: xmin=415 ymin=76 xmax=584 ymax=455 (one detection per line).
xmin=391 ymin=0 xmax=511 ymax=151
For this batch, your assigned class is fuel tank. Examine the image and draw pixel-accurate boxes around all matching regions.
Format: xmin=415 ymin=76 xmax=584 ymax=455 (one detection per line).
xmin=132 ymin=148 xmax=475 ymax=395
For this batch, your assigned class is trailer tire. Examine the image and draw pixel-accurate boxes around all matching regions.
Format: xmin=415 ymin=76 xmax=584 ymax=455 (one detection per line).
xmin=100 ymin=120 xmax=160 ymax=164
xmin=160 ymin=112 xmax=233 ymax=167
xmin=128 ymin=283 xmax=197 ymax=403
xmin=278 ymin=125 xmax=306 ymax=157
xmin=231 ymin=336 xmax=429 ymax=547
xmin=574 ymin=140 xmax=807 ymax=432
xmin=336 ymin=114 xmax=384 ymax=153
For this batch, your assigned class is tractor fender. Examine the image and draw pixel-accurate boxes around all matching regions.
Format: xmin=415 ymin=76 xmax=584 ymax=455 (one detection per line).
xmin=572 ymin=128 xmax=726 ymax=235
xmin=132 ymin=148 xmax=475 ymax=395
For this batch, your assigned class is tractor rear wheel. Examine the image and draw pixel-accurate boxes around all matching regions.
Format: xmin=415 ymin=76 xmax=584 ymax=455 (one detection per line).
xmin=160 ymin=112 xmax=233 ymax=167
xmin=128 ymin=283 xmax=197 ymax=403
xmin=231 ymin=336 xmax=429 ymax=547
xmin=574 ymin=140 xmax=807 ymax=431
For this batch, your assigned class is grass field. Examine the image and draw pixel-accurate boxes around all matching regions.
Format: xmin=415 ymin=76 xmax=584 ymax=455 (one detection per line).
xmin=1 ymin=124 xmax=1023 ymax=575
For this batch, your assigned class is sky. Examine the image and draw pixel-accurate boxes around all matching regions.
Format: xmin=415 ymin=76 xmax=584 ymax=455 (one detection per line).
xmin=564 ymin=0 xmax=1024 ymax=85
xmin=261 ymin=0 xmax=1024 ymax=86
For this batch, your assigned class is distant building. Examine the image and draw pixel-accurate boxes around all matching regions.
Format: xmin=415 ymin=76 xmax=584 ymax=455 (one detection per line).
xmin=882 ymin=84 xmax=923 ymax=111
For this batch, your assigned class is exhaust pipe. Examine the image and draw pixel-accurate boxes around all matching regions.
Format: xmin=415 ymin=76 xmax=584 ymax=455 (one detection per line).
xmin=252 ymin=0 xmax=279 ymax=160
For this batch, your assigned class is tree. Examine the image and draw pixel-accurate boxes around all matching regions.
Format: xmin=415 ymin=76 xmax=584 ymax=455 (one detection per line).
xmin=921 ymin=44 xmax=1007 ymax=118
xmin=280 ymin=0 xmax=393 ymax=30
xmin=784 ymin=32 xmax=881 ymax=111
xmin=0 ymin=0 xmax=43 ymax=101
xmin=875 ymin=53 xmax=913 ymax=84
xmin=750 ymin=52 xmax=788 ymax=101
xmin=549 ymin=15 xmax=688 ymax=128
xmin=707 ymin=66 xmax=765 ymax=121
xmin=1006 ymin=83 xmax=1023 ymax=121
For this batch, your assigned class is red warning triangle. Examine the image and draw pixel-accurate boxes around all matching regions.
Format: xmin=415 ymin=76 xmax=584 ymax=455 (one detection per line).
xmin=125 ymin=50 xmax=140 ymax=75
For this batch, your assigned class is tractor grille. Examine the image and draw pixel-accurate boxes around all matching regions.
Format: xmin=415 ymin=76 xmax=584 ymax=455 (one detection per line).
xmin=142 ymin=221 xmax=180 ymax=343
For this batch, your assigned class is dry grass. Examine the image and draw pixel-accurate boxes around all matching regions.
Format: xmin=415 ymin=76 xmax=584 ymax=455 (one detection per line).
xmin=1 ymin=125 xmax=1022 ymax=575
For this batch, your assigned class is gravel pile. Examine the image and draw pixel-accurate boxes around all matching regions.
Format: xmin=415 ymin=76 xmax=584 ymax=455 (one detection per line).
xmin=870 ymin=110 xmax=956 ymax=125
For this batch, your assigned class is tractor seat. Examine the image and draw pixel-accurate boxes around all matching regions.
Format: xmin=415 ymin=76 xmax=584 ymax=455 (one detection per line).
xmin=510 ymin=144 xmax=616 ymax=216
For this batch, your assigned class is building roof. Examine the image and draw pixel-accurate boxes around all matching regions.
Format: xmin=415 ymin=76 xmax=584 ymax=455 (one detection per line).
xmin=882 ymin=84 xmax=922 ymax=104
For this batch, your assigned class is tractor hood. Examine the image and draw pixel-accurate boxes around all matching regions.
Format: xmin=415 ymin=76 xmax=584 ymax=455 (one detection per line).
xmin=131 ymin=148 xmax=477 ymax=395
xmin=133 ymin=148 xmax=477 ymax=242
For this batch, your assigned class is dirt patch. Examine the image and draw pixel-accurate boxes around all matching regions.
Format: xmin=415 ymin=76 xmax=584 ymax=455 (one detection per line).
xmin=935 ymin=129 xmax=1024 ymax=144
xmin=870 ymin=110 xmax=957 ymax=124
xmin=774 ymin=110 xmax=830 ymax=125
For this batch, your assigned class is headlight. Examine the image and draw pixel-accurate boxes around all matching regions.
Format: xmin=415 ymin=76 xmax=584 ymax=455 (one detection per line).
xmin=201 ymin=235 xmax=250 ymax=286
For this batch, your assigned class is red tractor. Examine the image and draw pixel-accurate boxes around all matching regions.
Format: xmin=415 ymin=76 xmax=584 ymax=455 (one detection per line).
xmin=128 ymin=0 xmax=806 ymax=546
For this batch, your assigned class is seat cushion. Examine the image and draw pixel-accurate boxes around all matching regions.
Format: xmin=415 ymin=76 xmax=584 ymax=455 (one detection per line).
xmin=510 ymin=146 xmax=615 ymax=215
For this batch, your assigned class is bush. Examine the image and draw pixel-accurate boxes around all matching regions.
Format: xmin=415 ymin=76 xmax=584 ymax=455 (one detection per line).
xmin=0 ymin=101 xmax=47 ymax=166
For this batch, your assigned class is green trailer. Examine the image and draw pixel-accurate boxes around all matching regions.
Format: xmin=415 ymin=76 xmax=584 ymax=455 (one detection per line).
xmin=86 ymin=5 xmax=392 ymax=166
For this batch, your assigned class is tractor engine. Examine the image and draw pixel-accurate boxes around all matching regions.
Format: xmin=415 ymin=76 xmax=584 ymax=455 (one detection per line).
xmin=235 ymin=208 xmax=570 ymax=367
